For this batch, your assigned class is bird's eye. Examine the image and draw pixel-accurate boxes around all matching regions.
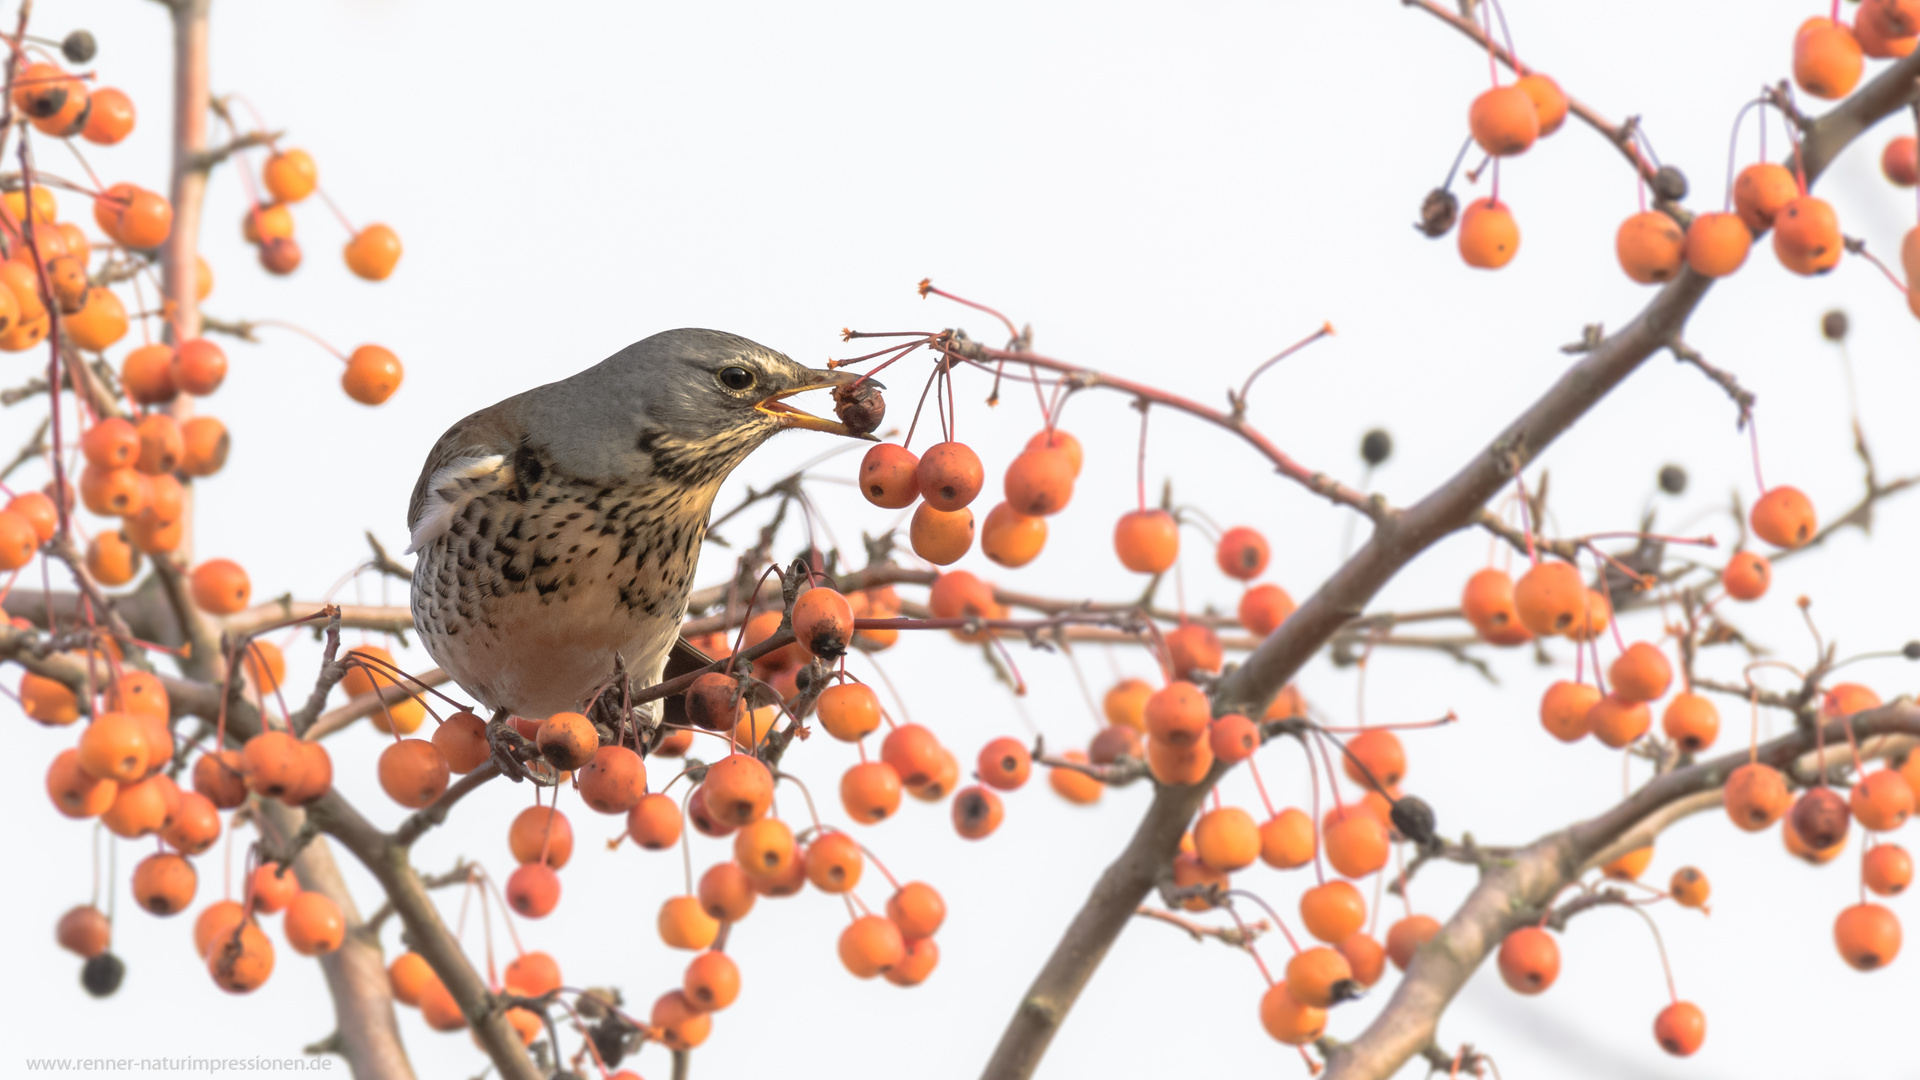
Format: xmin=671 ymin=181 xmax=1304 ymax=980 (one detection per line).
xmin=718 ymin=366 xmax=756 ymax=392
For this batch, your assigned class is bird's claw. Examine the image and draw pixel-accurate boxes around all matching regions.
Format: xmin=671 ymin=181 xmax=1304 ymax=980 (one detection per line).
xmin=486 ymin=713 xmax=535 ymax=783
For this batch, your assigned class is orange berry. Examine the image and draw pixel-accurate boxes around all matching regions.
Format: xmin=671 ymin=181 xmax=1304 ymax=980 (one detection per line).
xmin=81 ymin=87 xmax=135 ymax=145
xmin=81 ymin=417 xmax=140 ymax=469
xmin=1259 ymin=808 xmax=1315 ymax=869
xmin=1337 ymin=932 xmax=1386 ymax=987
xmin=915 ymin=441 xmax=983 ymax=512
xmin=1851 ymin=770 xmax=1915 ymax=832
xmin=792 ymin=586 xmax=854 ymax=660
xmin=1002 ymin=445 xmax=1074 ymax=516
xmin=1864 ymin=844 xmax=1913 ymax=896
xmin=1193 ymin=807 xmax=1260 ymax=872
xmin=505 ymin=862 xmax=560 ymax=918
xmin=1385 ymin=913 xmax=1441 ymax=970
xmin=1284 ymin=946 xmax=1355 ymax=1008
xmin=734 ymin=817 xmax=797 ymax=883
xmin=1539 ymin=680 xmax=1600 ymax=743
xmin=1669 ymin=866 xmax=1711 ymax=909
xmin=189 ymin=558 xmax=251 ymax=614
xmin=881 ymin=723 xmax=946 ymax=788
xmin=6 ymin=490 xmax=56 ymax=544
xmin=1238 ymin=582 xmax=1295 ymax=637
xmin=1343 ymin=728 xmax=1405 ymax=788
xmin=625 ymin=792 xmax=682 ymax=851
xmin=132 ymin=851 xmax=197 ymax=915
xmin=1497 ymin=925 xmax=1560 ymax=993
xmin=1146 ymin=735 xmax=1212 ymax=787
xmin=804 ymin=831 xmax=865 ymax=894
xmin=1616 ymin=210 xmax=1686 ymax=284
xmin=171 ymin=338 xmax=228 ymax=397
xmin=703 ymin=753 xmax=774 ymax=826
xmin=0 ymin=509 xmax=35 ymax=569
xmin=1103 ymin=678 xmax=1153 ymax=731
xmin=79 ymin=712 xmax=150 ymax=784
xmin=20 ymin=671 xmax=79 ymax=725
xmin=344 ymin=224 xmax=402 ymax=280
xmin=1750 ymin=486 xmax=1816 ymax=549
xmin=1460 ymin=567 xmax=1529 ymax=645
xmin=102 ymin=772 xmax=177 ymax=838
xmin=376 ymin=740 xmax=449 ymax=809
xmin=980 ymin=502 xmax=1046 ymax=567
xmin=1047 ymin=749 xmax=1104 ymax=804
xmin=814 ymin=682 xmax=881 ymax=743
xmin=1164 ymin=622 xmax=1222 ymax=677
xmin=508 ymin=805 xmax=574 ymax=868
xmin=191 ymin=749 xmax=247 ymax=810
xmin=1684 ymin=211 xmax=1753 ymax=278
xmin=1112 ymin=508 xmax=1178 ymax=573
xmin=57 ymin=905 xmax=112 ymax=959
xmin=909 ymin=502 xmax=973 ymax=564
xmin=1515 ymin=73 xmax=1567 ymax=136
xmin=1733 ymin=163 xmax=1798 ymax=233
xmin=47 ymin=748 xmax=118 ymax=818
xmin=1215 ymin=526 xmax=1269 ymax=580
xmin=858 ymin=443 xmax=920 ymax=508
xmin=241 ymin=202 xmax=293 ymax=244
xmin=1724 ymin=761 xmax=1791 ymax=832
xmin=121 ymin=344 xmax=178 ymax=405
xmin=1587 ymin=695 xmax=1651 ymax=749
xmin=249 ymin=863 xmax=299 ymax=914
xmin=1823 ymin=683 xmax=1884 ymax=719
xmin=135 ymin=413 xmax=184 ymax=475
xmin=503 ymin=950 xmax=561 ymax=997
xmin=697 ymin=862 xmax=755 ymax=923
xmin=1259 ymin=982 xmax=1327 ymax=1045
xmin=1208 ymin=713 xmax=1259 ymax=765
xmin=1513 ymin=561 xmax=1584 ymax=636
xmin=1834 ymin=902 xmax=1902 ymax=970
xmin=839 ymin=913 xmax=906 ymax=978
xmin=977 ymin=736 xmax=1032 ymax=791
xmin=1468 ymin=84 xmax=1539 ymax=156
xmin=342 ymin=345 xmax=403 ymax=405
xmin=534 ymin=711 xmax=597 ymax=770
xmin=578 ymin=745 xmax=646 ymax=814
xmin=1885 ymin=135 xmax=1920 ymax=185
xmin=1458 ymin=197 xmax=1519 ymax=269
xmin=886 ymin=937 xmax=940 ymax=986
xmin=65 ymin=287 xmax=129 ymax=350
xmin=1721 ymin=550 xmax=1770 ymax=600
xmin=262 ymin=149 xmax=318 ymax=203
xmin=1609 ymin=642 xmax=1672 ymax=703
xmin=1653 ymin=1001 xmax=1706 ymax=1057
xmin=1790 ymin=787 xmax=1852 ymax=851
xmin=951 ymin=784 xmax=1004 ymax=839
xmin=660 ymin=887 xmax=721 ymax=945
xmin=285 ymin=891 xmax=345 ymax=955
xmin=1144 ymin=681 xmax=1209 ymax=746
xmin=1300 ymin=880 xmax=1366 ymax=943
xmin=1859 ymin=0 xmax=1920 ymax=56
xmin=207 ymin=918 xmax=275 ymax=994
xmin=683 ymin=950 xmax=740 ymax=1011
xmin=1660 ymin=693 xmax=1720 ymax=754
xmin=887 ymin=881 xmax=947 ymax=940
xmin=1772 ymin=196 xmax=1842 ymax=275
xmin=1603 ymin=845 xmax=1654 ymax=882
xmin=650 ymin=991 xmax=711 ymax=1051
xmin=1323 ymin=806 xmax=1390 ymax=878
xmin=1794 ymin=18 xmax=1864 ymax=100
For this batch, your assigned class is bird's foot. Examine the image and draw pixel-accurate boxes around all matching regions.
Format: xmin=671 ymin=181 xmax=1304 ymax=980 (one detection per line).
xmin=487 ymin=711 xmax=535 ymax=783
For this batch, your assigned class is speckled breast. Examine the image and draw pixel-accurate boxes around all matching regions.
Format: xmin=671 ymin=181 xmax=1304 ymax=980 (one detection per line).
xmin=410 ymin=470 xmax=713 ymax=719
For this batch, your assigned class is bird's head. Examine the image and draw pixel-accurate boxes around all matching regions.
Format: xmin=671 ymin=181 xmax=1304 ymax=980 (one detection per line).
xmin=536 ymin=328 xmax=872 ymax=489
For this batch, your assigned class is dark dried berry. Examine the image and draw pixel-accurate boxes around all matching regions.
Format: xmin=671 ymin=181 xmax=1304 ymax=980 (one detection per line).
xmin=1658 ymin=464 xmax=1687 ymax=495
xmin=1416 ymin=188 xmax=1458 ymax=238
xmin=1361 ymin=428 xmax=1393 ymax=466
xmin=1821 ymin=310 xmax=1849 ymax=342
xmin=62 ymin=30 xmax=97 ymax=64
xmin=82 ymin=952 xmax=125 ymax=997
xmin=832 ymin=378 xmax=885 ymax=436
xmin=1653 ymin=165 xmax=1688 ymax=203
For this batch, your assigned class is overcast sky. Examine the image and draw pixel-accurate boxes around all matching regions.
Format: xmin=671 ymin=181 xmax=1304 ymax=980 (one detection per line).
xmin=9 ymin=2 xmax=1920 ymax=1079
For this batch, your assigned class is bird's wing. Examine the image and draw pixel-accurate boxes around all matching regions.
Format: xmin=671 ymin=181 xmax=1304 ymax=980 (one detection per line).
xmin=657 ymin=635 xmax=715 ymax=730
xmin=405 ymin=412 xmax=517 ymax=556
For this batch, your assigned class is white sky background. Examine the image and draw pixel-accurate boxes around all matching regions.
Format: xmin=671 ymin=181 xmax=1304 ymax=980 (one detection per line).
xmin=8 ymin=2 xmax=1920 ymax=1078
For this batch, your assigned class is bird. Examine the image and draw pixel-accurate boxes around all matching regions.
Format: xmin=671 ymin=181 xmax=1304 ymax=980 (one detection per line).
xmin=405 ymin=328 xmax=870 ymax=780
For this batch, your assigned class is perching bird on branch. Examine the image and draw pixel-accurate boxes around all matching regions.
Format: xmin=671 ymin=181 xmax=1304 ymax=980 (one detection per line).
xmin=406 ymin=328 xmax=871 ymax=781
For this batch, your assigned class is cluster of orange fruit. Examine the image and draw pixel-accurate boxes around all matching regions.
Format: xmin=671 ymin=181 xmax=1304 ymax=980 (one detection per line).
xmin=859 ymin=425 xmax=1081 ymax=567
xmin=1449 ymin=4 xmax=1920 ymax=319
xmin=35 ymin=653 xmax=346 ymax=996
xmin=239 ymin=145 xmax=401 ymax=289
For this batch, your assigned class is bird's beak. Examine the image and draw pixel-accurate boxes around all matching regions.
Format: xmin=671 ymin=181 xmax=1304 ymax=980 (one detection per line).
xmin=756 ymin=368 xmax=879 ymax=441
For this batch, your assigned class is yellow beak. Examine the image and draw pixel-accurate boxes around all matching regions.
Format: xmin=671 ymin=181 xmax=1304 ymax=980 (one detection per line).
xmin=755 ymin=368 xmax=879 ymax=440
